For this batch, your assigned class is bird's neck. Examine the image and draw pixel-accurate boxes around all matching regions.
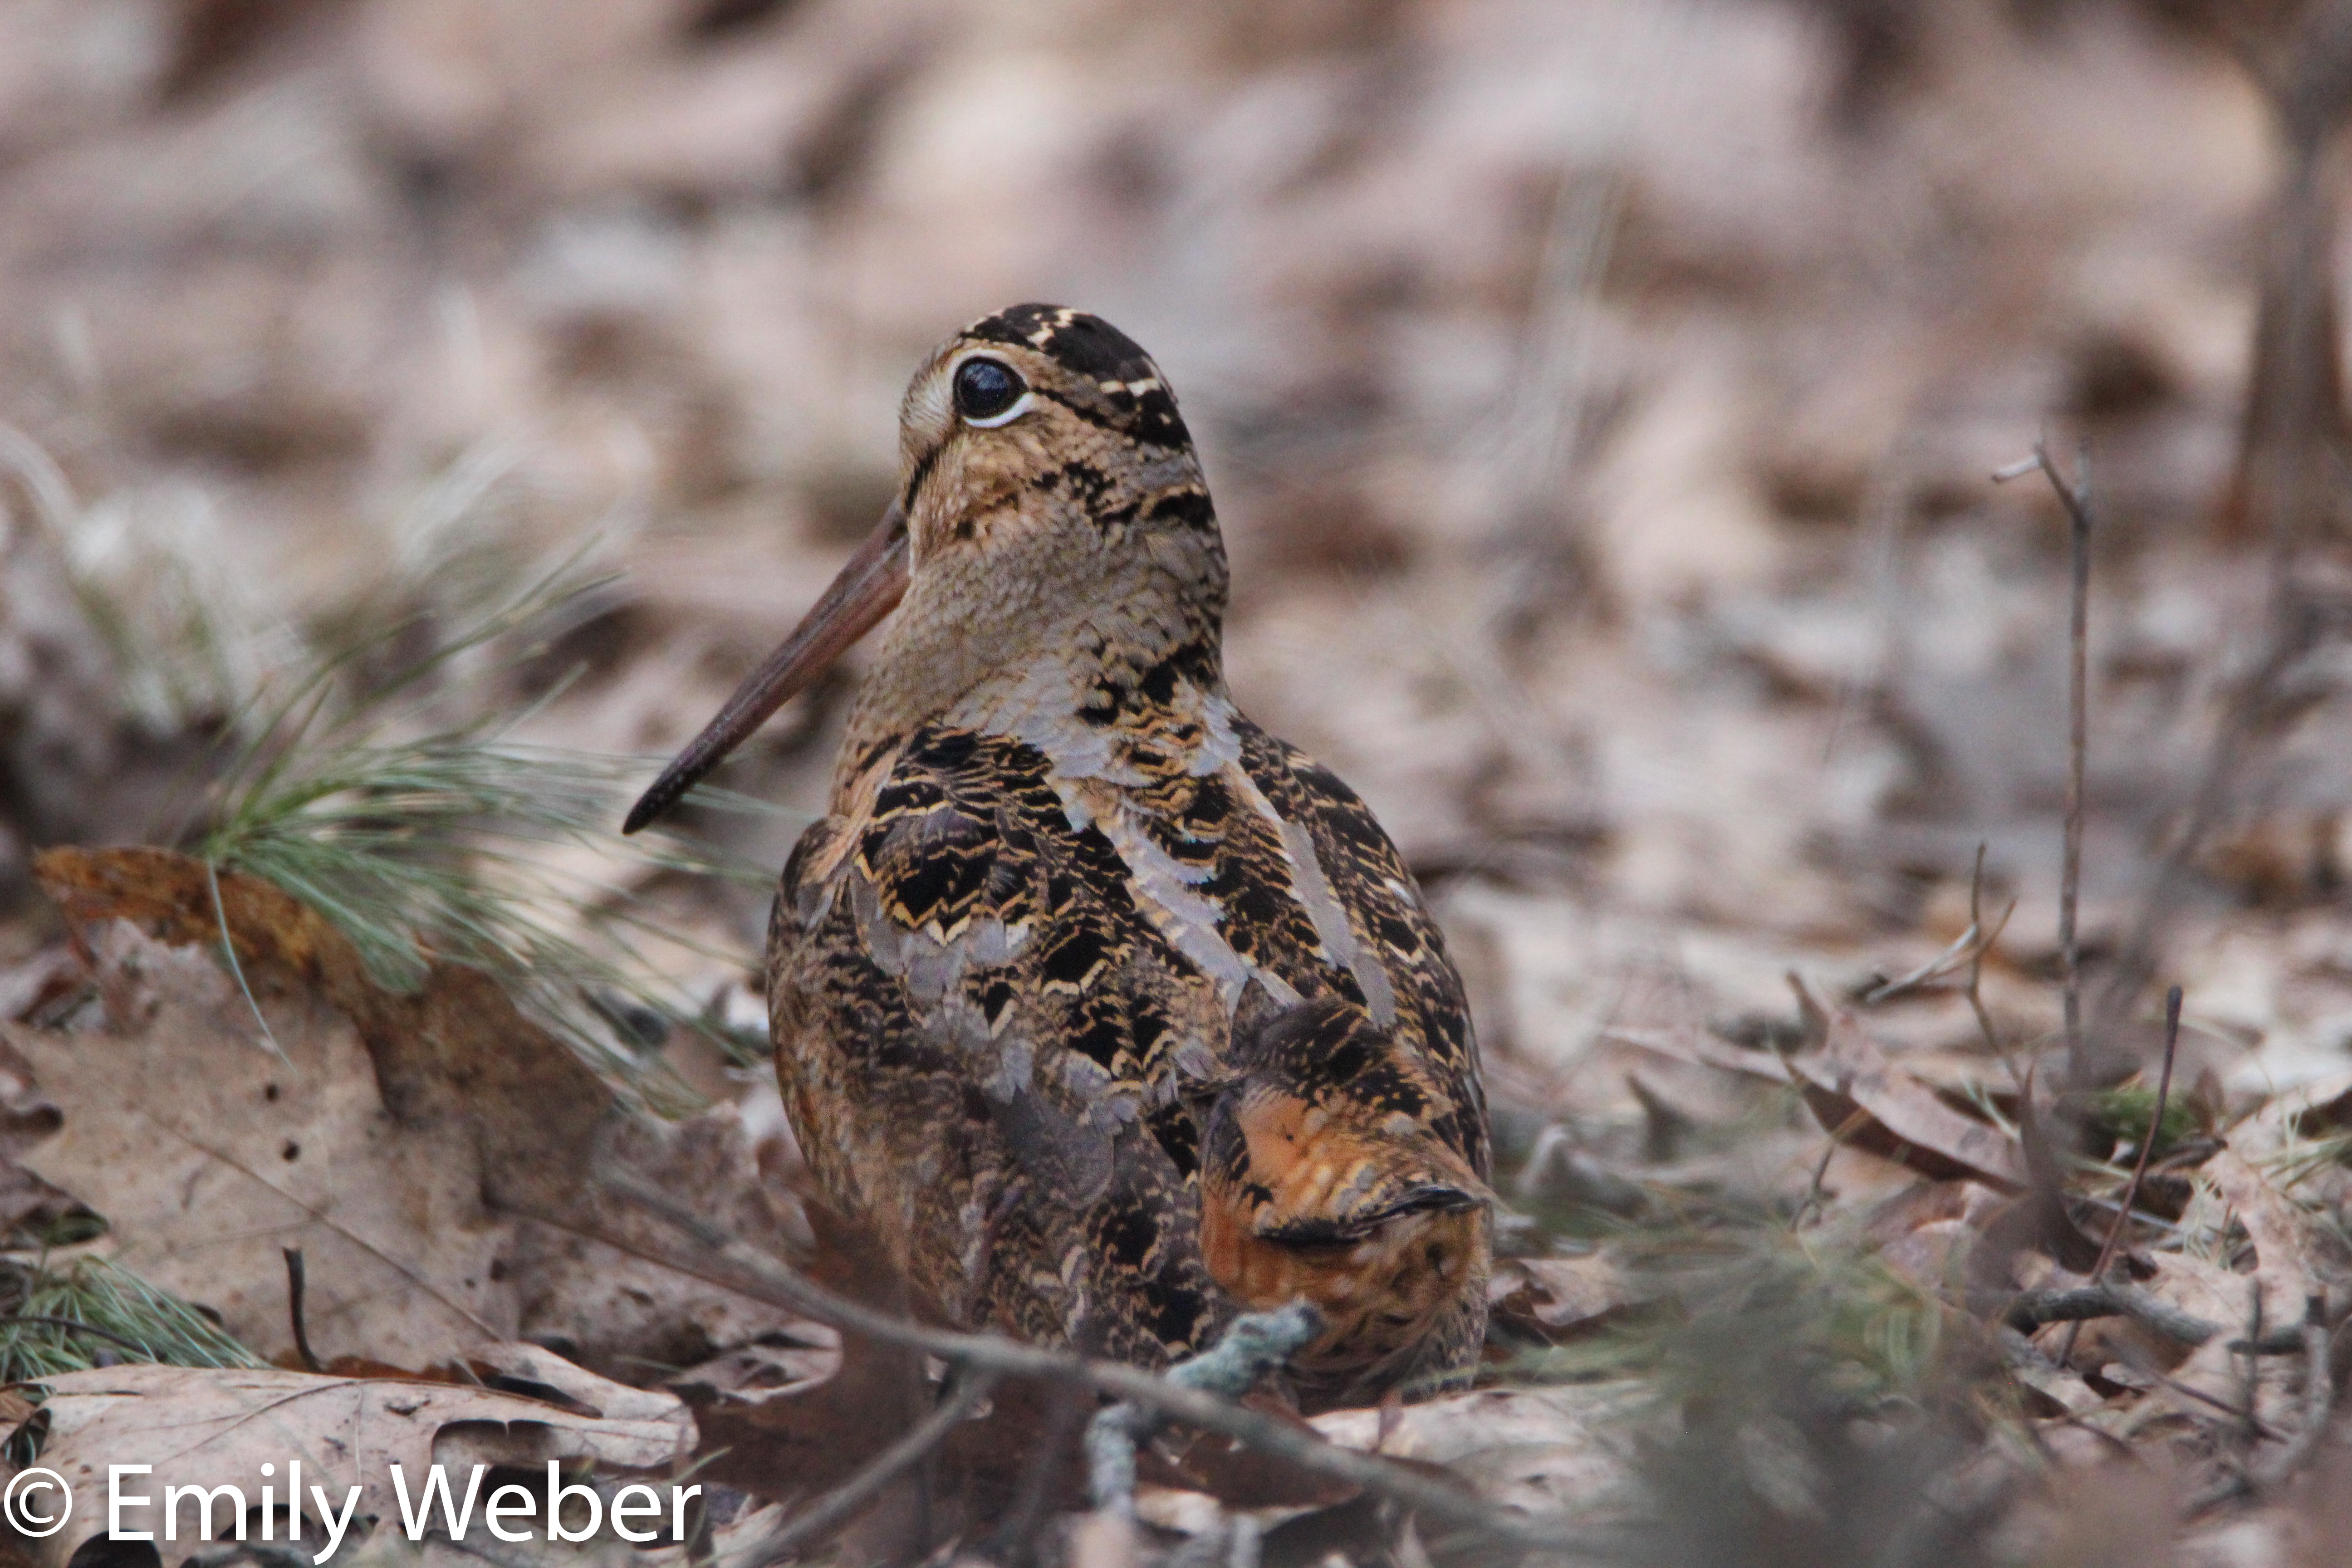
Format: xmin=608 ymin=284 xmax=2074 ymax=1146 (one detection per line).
xmin=832 ymin=564 xmax=1229 ymax=806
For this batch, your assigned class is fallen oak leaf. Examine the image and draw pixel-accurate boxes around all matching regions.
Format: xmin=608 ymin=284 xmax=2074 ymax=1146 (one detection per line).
xmin=4 ymin=917 xmax=514 ymax=1366
xmin=21 ymin=846 xmax=809 ymax=1372
xmin=32 ymin=844 xmax=613 ymax=1210
xmin=2205 ymin=1146 xmax=2323 ymax=1323
xmin=2126 ymin=1251 xmax=2305 ymax=1435
xmin=463 ymin=1342 xmax=696 ymax=1430
xmin=1784 ymin=977 xmax=2029 ymax=1191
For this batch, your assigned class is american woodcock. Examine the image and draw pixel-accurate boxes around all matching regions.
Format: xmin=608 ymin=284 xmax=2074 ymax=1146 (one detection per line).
xmin=626 ymin=305 xmax=1490 ymax=1408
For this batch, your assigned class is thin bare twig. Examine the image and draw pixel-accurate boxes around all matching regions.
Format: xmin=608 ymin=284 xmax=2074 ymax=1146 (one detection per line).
xmin=569 ymin=1167 xmax=1592 ymax=1552
xmin=283 ymin=1247 xmax=323 ymax=1374
xmin=2060 ymin=985 xmax=2183 ymax=1363
xmin=1861 ymin=856 xmax=2017 ymax=1005
xmin=740 ymin=1366 xmax=999 ymax=1564
xmin=1985 ymin=444 xmax=2098 ymax=1081
xmin=2005 ymin=1284 xmax=2225 ymax=1348
xmin=2249 ymin=1294 xmax=2336 ymax=1491
xmin=2088 ymin=987 xmax=2182 ymax=1287
xmin=2238 ymin=1292 xmax=2265 ymax=1454
xmin=2051 ymin=442 xmax=2094 ymax=1083
xmin=1961 ymin=845 xmax=2022 ymax=1090
xmin=1992 ymin=442 xmax=2094 ymax=1078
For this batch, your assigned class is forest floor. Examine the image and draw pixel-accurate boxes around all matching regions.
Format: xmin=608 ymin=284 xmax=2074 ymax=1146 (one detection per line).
xmin=0 ymin=0 xmax=2348 ymax=1563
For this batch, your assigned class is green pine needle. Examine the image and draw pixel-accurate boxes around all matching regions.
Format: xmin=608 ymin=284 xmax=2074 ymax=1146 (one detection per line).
xmin=0 ymin=1256 xmax=262 ymax=1388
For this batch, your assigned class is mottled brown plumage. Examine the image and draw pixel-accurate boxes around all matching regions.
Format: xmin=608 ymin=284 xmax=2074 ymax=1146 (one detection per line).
xmin=630 ymin=304 xmax=1490 ymax=1409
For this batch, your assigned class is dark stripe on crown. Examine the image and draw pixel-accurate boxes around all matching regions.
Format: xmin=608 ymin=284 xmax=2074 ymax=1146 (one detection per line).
xmin=965 ymin=304 xmax=1152 ymax=381
xmin=964 ymin=304 xmax=1191 ymax=450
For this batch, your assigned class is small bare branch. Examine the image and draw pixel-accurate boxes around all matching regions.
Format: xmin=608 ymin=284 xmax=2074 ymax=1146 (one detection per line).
xmin=2248 ymin=1294 xmax=2336 ymax=1491
xmin=1862 ymin=872 xmax=2017 ymax=1005
xmin=2004 ymin=1284 xmax=2223 ymax=1348
xmin=283 ymin=1246 xmax=323 ymax=1374
xmin=2040 ymin=439 xmax=2095 ymax=1085
xmin=2060 ymin=985 xmax=2183 ymax=1363
xmin=1085 ymin=1303 xmax=1323 ymax=1519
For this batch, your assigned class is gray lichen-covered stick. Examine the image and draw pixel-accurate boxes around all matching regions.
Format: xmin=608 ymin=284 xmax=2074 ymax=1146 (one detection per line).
xmin=1084 ymin=1302 xmax=1324 ymax=1516
xmin=626 ymin=305 xmax=1492 ymax=1410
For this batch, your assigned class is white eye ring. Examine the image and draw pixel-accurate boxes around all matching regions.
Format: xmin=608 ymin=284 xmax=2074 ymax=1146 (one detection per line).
xmin=961 ymin=388 xmax=1033 ymax=429
xmin=951 ymin=353 xmax=1032 ymax=428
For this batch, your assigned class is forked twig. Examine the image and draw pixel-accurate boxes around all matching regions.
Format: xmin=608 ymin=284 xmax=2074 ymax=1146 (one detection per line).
xmin=1085 ymin=1303 xmax=1323 ymax=1518
xmin=1861 ymin=854 xmax=2017 ymax=1006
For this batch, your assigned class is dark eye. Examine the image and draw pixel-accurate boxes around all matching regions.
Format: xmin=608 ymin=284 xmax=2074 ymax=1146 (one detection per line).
xmin=953 ymin=358 xmax=1026 ymax=424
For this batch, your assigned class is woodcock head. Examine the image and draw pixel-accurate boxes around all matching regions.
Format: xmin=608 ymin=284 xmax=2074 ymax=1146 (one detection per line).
xmin=625 ymin=304 xmax=1226 ymax=833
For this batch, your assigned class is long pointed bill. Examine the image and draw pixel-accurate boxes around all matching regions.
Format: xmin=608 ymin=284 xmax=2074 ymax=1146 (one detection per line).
xmin=623 ymin=500 xmax=909 ymax=834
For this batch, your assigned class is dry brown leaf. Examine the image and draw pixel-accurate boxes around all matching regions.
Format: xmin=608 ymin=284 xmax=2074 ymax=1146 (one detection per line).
xmin=463 ymin=1342 xmax=698 ymax=1428
xmin=2227 ymin=1071 xmax=2352 ymax=1162
xmin=1140 ymin=1392 xmax=1360 ymax=1512
xmin=663 ymin=1333 xmax=841 ymax=1405
xmin=14 ymin=1359 xmax=696 ymax=1568
xmin=1862 ymin=1178 xmax=2007 ymax=1288
xmin=2112 ymin=1252 xmax=2306 ymax=1435
xmin=1784 ymin=980 xmax=2029 ymax=1191
xmin=5 ymin=922 xmax=514 ymax=1366
xmin=0 ymin=1161 xmax=98 ymax=1248
xmin=0 ymin=1033 xmax=61 ymax=1157
xmin=34 ymin=844 xmax=614 ymax=1215
xmin=1488 ymin=1254 xmax=1637 ymax=1336
xmin=2011 ymin=1354 xmax=2104 ymax=1416
xmin=2206 ymin=1147 xmax=2323 ymax=1319
xmin=18 ymin=846 xmax=809 ymax=1372
xmin=1312 ymin=1385 xmax=1638 ymax=1520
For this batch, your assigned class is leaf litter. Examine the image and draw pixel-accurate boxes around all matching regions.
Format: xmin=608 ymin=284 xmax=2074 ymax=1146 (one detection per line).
xmin=0 ymin=2 xmax=2351 ymax=1563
